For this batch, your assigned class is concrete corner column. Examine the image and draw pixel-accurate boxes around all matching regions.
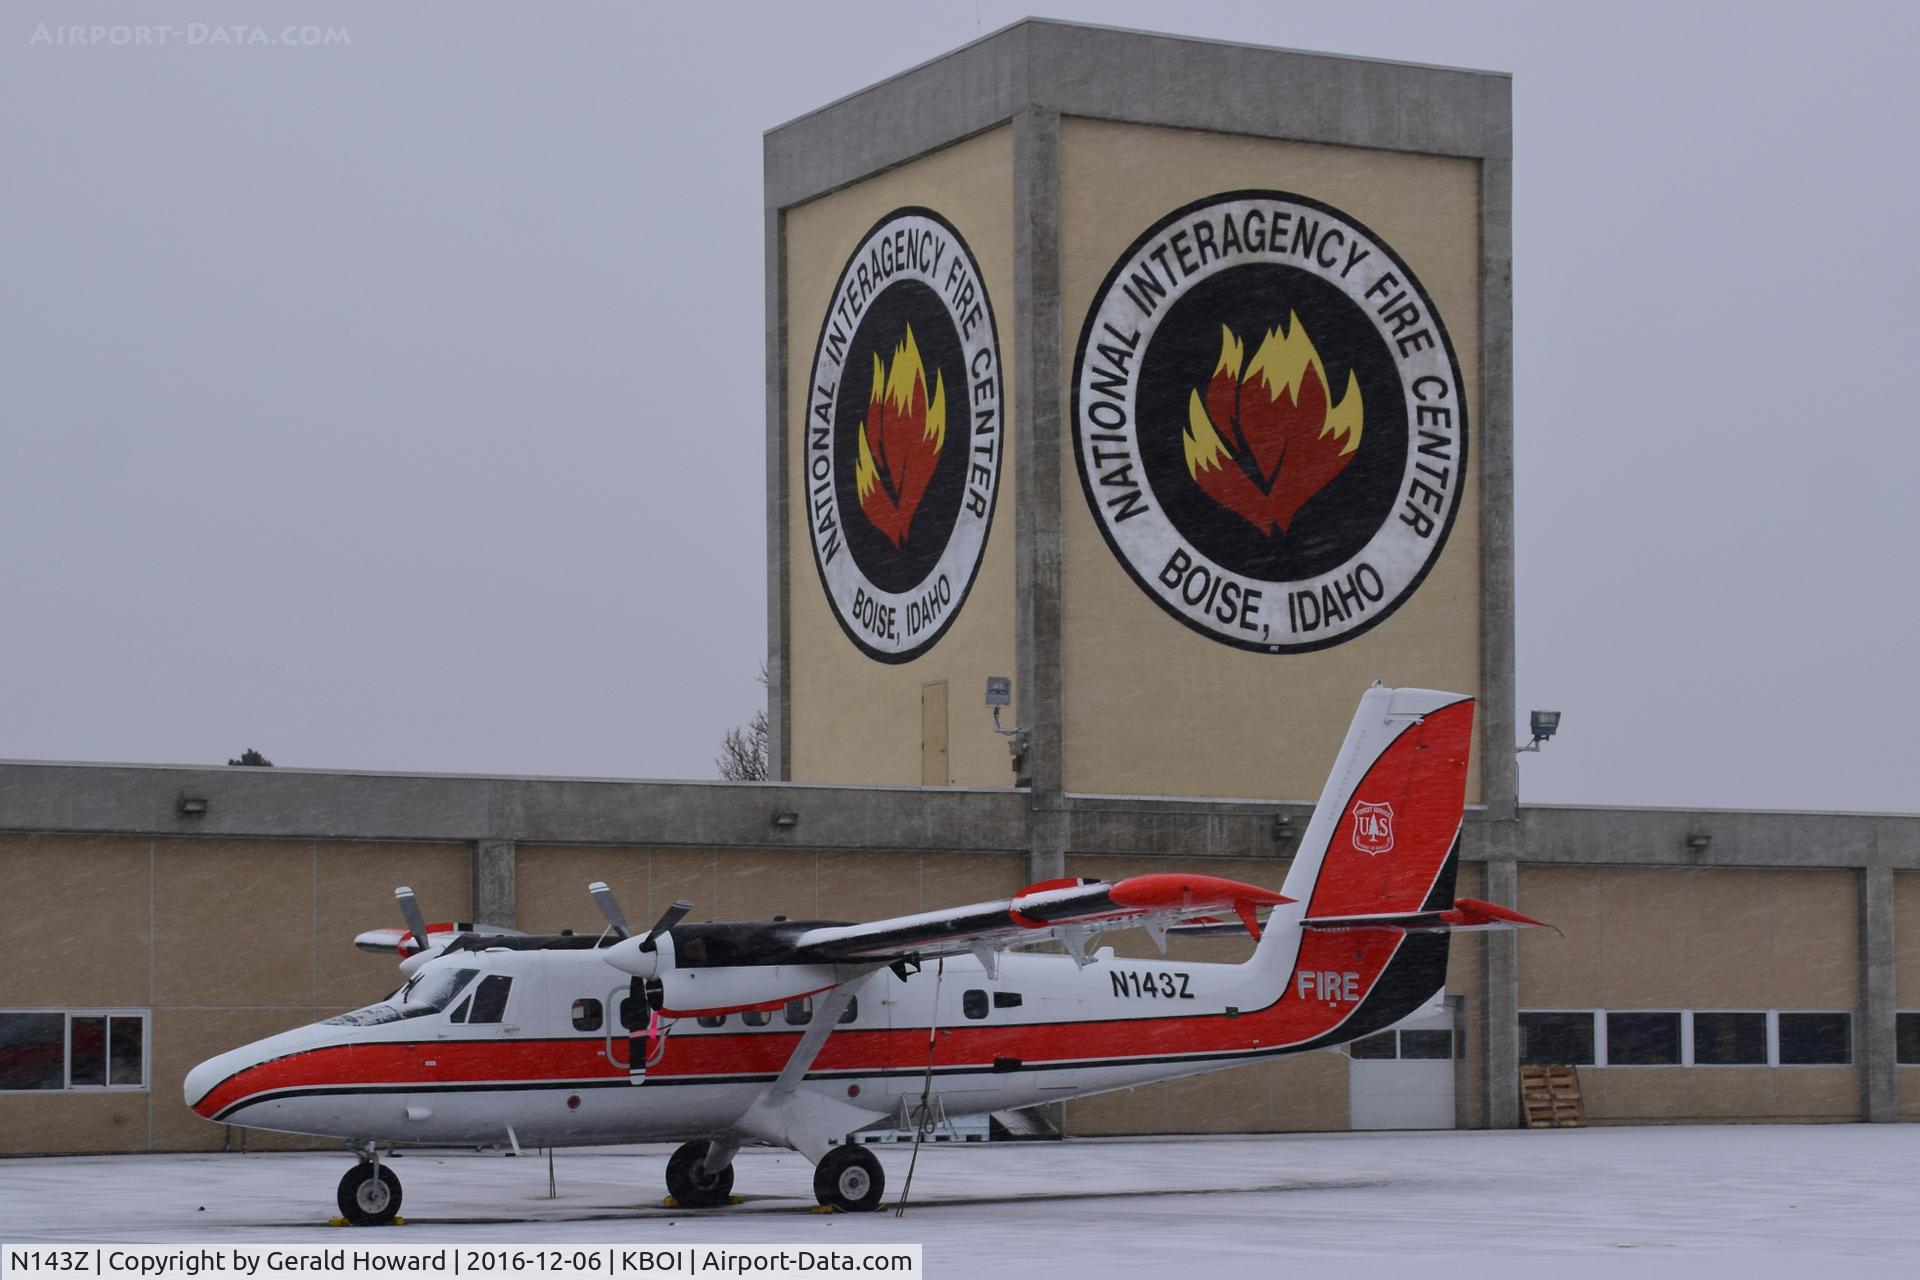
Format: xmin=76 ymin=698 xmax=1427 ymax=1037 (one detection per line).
xmin=475 ymin=839 xmax=517 ymax=929
xmin=1012 ymin=104 xmax=1066 ymax=885
xmin=1480 ymin=855 xmax=1520 ymax=1128
xmin=1861 ymin=864 xmax=1896 ymax=1122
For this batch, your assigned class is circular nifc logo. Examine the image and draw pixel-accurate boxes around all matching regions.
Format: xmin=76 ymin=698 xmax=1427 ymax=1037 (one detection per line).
xmin=804 ymin=208 xmax=1003 ymax=663
xmin=1071 ymin=191 xmax=1468 ymax=652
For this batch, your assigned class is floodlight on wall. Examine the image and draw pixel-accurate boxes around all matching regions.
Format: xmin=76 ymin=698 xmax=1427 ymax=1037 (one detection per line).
xmin=176 ymin=795 xmax=209 ymax=816
xmin=1685 ymin=833 xmax=1712 ymax=855
xmin=1517 ymin=709 xmax=1562 ymax=753
xmin=771 ymin=811 xmax=799 ymax=829
xmin=1271 ymin=814 xmax=1298 ymax=846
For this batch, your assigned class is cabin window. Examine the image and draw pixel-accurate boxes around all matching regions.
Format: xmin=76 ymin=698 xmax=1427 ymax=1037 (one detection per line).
xmin=839 ymin=996 xmax=859 ymax=1025
xmin=0 ymin=1011 xmax=147 ymax=1091
xmin=467 ymin=976 xmax=513 ymax=1025
xmin=962 ymin=989 xmax=989 ymax=1020
xmin=741 ymin=1009 xmax=771 ymax=1027
xmin=571 ymin=999 xmax=603 ymax=1032
xmin=992 ymin=992 xmax=1023 ymax=1009
xmin=785 ymin=998 xmax=813 ymax=1026
xmin=697 ymin=1014 xmax=727 ymax=1028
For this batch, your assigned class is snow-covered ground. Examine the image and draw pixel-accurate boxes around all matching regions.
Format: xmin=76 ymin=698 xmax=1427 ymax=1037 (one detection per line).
xmin=3 ymin=1127 xmax=1916 ymax=1277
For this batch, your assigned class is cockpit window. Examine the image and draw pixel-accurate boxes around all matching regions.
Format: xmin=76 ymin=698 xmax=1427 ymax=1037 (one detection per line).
xmin=323 ymin=967 xmax=480 ymax=1026
xmin=467 ymin=975 xmax=513 ymax=1025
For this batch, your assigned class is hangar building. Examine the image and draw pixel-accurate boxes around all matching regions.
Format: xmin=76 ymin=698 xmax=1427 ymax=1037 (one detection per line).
xmin=4 ymin=21 xmax=1918 ymax=1156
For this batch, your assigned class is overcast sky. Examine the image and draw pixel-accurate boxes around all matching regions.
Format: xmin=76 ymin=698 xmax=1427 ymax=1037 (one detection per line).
xmin=3 ymin=1 xmax=1915 ymax=813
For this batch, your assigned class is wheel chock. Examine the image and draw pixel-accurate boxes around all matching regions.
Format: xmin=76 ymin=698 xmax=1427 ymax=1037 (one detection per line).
xmin=663 ymin=1197 xmax=680 ymax=1208
xmin=728 ymin=1196 xmax=744 ymax=1205
xmin=390 ymin=1218 xmax=407 ymax=1226
xmin=328 ymin=1218 xmax=348 ymax=1228
xmin=809 ymin=1205 xmax=836 ymax=1214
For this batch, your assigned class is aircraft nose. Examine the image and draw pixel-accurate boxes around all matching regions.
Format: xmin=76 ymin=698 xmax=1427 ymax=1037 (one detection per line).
xmin=184 ymin=1048 xmax=245 ymax=1117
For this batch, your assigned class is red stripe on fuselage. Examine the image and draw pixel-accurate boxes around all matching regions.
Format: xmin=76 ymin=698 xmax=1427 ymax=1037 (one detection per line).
xmin=198 ymin=928 xmax=1406 ymax=1115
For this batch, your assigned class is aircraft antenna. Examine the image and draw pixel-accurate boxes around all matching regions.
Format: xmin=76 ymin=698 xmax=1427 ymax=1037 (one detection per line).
xmin=894 ymin=955 xmax=944 ymax=1216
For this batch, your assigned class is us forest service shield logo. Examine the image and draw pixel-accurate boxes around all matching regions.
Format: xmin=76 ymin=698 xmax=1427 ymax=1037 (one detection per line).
xmin=1071 ymin=191 xmax=1468 ymax=652
xmin=805 ymin=208 xmax=1003 ymax=662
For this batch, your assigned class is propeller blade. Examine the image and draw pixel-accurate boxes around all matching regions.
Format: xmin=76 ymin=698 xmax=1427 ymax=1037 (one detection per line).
xmin=394 ymin=886 xmax=432 ymax=953
xmin=641 ymin=900 xmax=693 ymax=952
xmin=588 ymin=881 xmax=631 ymax=939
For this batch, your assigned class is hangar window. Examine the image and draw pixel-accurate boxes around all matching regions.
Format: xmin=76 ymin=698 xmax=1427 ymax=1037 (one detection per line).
xmin=1348 ymin=1032 xmax=1396 ymax=1060
xmin=1398 ymin=1029 xmax=1453 ymax=1060
xmin=1606 ymin=1012 xmax=1682 ymax=1066
xmin=0 ymin=1010 xmax=147 ymax=1091
xmin=1519 ymin=1011 xmax=1595 ymax=1066
xmin=1898 ymin=1013 xmax=1920 ymax=1066
xmin=1777 ymin=1012 xmax=1851 ymax=1065
xmin=962 ymin=990 xmax=989 ymax=1020
xmin=1692 ymin=1011 xmax=1767 ymax=1065
xmin=741 ymin=1009 xmax=771 ymax=1027
xmin=571 ymin=999 xmax=604 ymax=1033
xmin=785 ymin=998 xmax=813 ymax=1026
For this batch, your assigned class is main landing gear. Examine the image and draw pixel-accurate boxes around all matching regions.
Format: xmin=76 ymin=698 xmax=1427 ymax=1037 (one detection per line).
xmin=662 ymin=1140 xmax=885 ymax=1213
xmin=337 ymin=1153 xmax=402 ymax=1227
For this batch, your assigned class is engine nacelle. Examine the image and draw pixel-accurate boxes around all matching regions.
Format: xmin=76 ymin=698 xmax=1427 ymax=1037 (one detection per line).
xmin=601 ymin=934 xmax=839 ymax=1016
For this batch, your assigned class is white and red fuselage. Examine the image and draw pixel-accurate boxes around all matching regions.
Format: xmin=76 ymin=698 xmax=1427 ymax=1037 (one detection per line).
xmin=186 ymin=688 xmax=1537 ymax=1156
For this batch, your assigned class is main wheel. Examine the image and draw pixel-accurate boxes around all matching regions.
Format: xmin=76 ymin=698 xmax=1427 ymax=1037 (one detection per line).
xmin=813 ymin=1144 xmax=884 ymax=1213
xmin=665 ymin=1140 xmax=735 ymax=1208
xmin=336 ymin=1162 xmax=402 ymax=1227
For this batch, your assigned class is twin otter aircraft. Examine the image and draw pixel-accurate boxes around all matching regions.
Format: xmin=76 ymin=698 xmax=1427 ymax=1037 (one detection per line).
xmin=186 ymin=686 xmax=1545 ymax=1223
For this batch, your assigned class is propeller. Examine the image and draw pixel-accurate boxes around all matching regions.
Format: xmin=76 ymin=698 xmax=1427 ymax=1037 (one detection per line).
xmin=642 ymin=900 xmax=693 ymax=952
xmin=394 ymin=886 xmax=432 ymax=953
xmin=588 ymin=881 xmax=631 ymax=939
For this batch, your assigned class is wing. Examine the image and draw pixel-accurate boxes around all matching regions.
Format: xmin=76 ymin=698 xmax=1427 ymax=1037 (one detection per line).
xmin=791 ymin=873 xmax=1292 ymax=965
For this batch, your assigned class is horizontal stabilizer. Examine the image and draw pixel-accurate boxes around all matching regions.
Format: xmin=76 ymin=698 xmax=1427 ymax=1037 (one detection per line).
xmin=1302 ymin=896 xmax=1553 ymax=934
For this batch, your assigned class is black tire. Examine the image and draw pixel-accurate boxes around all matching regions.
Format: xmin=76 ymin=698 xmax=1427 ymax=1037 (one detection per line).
xmin=813 ymin=1144 xmax=884 ymax=1213
xmin=336 ymin=1163 xmax=402 ymax=1227
xmin=665 ymin=1140 xmax=735 ymax=1208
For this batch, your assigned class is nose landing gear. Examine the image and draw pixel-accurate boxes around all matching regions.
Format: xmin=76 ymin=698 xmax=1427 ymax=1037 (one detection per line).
xmin=337 ymin=1154 xmax=402 ymax=1227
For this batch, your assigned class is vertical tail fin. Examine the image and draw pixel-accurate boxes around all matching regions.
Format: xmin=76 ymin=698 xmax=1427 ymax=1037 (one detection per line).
xmin=1278 ymin=685 xmax=1476 ymax=920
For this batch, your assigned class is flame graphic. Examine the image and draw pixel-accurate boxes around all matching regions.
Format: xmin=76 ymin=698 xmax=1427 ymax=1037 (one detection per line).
xmin=1182 ymin=316 xmax=1363 ymax=535
xmin=855 ymin=325 xmax=947 ymax=549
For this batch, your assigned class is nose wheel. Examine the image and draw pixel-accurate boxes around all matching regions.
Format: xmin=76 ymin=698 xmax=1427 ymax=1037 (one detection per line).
xmin=337 ymin=1161 xmax=403 ymax=1227
xmin=813 ymin=1144 xmax=884 ymax=1213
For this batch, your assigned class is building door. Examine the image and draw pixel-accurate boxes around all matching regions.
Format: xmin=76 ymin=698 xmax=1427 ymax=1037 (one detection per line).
xmin=920 ymin=681 xmax=949 ymax=786
xmin=1347 ymin=998 xmax=1456 ymax=1130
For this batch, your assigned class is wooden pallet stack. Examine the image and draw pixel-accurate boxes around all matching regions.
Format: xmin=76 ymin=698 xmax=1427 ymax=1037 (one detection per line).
xmin=1520 ymin=1065 xmax=1585 ymax=1128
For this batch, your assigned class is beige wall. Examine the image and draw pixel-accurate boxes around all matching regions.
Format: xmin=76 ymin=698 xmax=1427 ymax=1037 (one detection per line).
xmin=1518 ymin=865 xmax=1861 ymax=1124
xmin=0 ymin=834 xmax=470 ymax=1155
xmin=1058 ymin=119 xmax=1484 ymax=802
xmin=1897 ymin=873 xmax=1920 ymax=1119
xmin=516 ymin=844 xmax=1027 ymax=933
xmin=785 ymin=126 xmax=1019 ymax=789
